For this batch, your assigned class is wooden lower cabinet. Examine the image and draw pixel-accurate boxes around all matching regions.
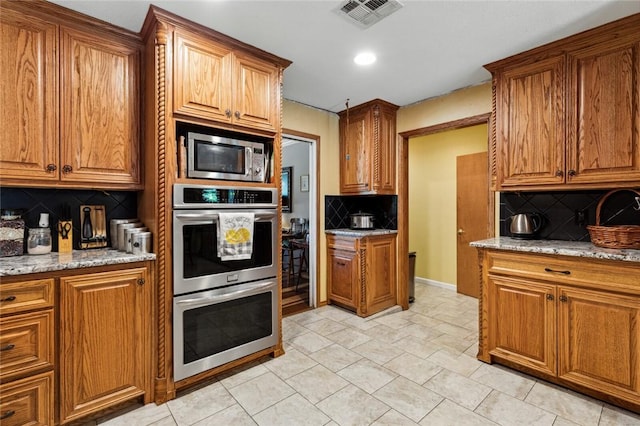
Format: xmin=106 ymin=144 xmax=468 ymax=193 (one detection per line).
xmin=327 ymin=233 xmax=397 ymax=317
xmin=480 ymin=249 xmax=640 ymax=411
xmin=59 ymin=267 xmax=151 ymax=424
xmin=0 ymin=371 xmax=54 ymax=426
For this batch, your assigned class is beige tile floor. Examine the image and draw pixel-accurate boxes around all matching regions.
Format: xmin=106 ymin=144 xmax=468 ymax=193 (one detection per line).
xmin=96 ymin=283 xmax=640 ymax=426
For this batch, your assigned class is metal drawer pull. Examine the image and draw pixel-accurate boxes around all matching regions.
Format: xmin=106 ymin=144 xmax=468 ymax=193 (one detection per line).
xmin=544 ymin=267 xmax=571 ymax=275
xmin=1 ymin=344 xmax=15 ymax=351
xmin=0 ymin=295 xmax=16 ymax=302
xmin=1 ymin=410 xmax=15 ymax=420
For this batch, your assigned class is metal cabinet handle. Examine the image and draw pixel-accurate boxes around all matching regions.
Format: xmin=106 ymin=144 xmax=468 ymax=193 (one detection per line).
xmin=234 ymin=111 xmax=241 ymax=119
xmin=546 ymin=294 xmax=554 ymax=301
xmin=555 ymin=170 xmax=563 ymax=177
xmin=336 ymin=262 xmax=346 ymax=266
xmin=62 ymin=164 xmax=73 ymax=173
xmin=544 ymin=267 xmax=571 ymax=275
xmin=0 ymin=410 xmax=15 ymax=420
xmin=46 ymin=164 xmax=57 ymax=172
xmin=0 ymin=295 xmax=16 ymax=302
xmin=1 ymin=344 xmax=15 ymax=351
xmin=568 ymin=170 xmax=576 ymax=177
xmin=559 ymin=295 xmax=568 ymax=302
xmin=137 ymin=278 xmax=145 ymax=286
xmin=225 ymin=109 xmax=232 ymax=118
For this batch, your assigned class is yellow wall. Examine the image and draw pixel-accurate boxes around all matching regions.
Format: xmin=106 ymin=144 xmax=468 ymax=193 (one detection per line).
xmin=282 ymin=100 xmax=339 ymax=303
xmin=408 ymin=125 xmax=488 ymax=285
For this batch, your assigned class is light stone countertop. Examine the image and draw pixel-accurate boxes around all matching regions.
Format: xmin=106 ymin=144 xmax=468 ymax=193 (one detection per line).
xmin=0 ymin=249 xmax=156 ymax=276
xmin=325 ymin=228 xmax=398 ymax=237
xmin=470 ymin=237 xmax=640 ymax=263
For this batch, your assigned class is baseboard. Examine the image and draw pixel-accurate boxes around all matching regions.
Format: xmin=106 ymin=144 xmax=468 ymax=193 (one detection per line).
xmin=415 ymin=277 xmax=456 ymax=292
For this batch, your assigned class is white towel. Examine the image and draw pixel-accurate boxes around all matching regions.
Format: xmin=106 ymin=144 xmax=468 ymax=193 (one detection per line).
xmin=217 ymin=212 xmax=254 ymax=261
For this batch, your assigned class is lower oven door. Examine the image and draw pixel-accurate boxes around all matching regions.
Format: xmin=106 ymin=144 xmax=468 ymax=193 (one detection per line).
xmin=173 ymin=279 xmax=278 ymax=381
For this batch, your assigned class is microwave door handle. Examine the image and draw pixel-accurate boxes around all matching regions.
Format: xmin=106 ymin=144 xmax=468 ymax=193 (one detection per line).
xmin=176 ymin=281 xmax=275 ymax=308
xmin=246 ymin=147 xmax=253 ymax=176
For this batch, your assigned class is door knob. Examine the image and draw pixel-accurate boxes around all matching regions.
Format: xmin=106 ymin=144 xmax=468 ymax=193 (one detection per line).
xmin=457 ymin=229 xmax=464 ymax=235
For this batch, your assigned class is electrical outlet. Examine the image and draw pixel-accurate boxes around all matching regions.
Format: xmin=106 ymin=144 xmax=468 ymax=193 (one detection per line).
xmin=574 ymin=209 xmax=587 ymax=226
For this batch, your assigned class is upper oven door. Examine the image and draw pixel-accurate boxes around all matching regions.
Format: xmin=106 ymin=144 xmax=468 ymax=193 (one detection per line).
xmin=173 ymin=208 xmax=277 ymax=295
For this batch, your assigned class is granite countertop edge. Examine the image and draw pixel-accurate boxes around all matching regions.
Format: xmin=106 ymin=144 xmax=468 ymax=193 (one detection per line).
xmin=0 ymin=249 xmax=156 ymax=277
xmin=325 ymin=228 xmax=399 ymax=237
xmin=470 ymin=237 xmax=640 ymax=263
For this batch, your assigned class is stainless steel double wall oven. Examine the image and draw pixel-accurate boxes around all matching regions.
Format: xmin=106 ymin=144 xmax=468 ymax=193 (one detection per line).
xmin=172 ymin=184 xmax=278 ymax=381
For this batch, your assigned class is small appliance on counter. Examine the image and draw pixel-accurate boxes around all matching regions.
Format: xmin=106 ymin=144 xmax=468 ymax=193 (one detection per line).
xmin=0 ymin=209 xmax=25 ymax=257
xmin=79 ymin=205 xmax=108 ymax=249
xmin=350 ymin=212 xmax=376 ymax=230
xmin=58 ymin=203 xmax=73 ymax=253
xmin=27 ymin=213 xmax=52 ymax=255
xmin=509 ymin=212 xmax=543 ymax=239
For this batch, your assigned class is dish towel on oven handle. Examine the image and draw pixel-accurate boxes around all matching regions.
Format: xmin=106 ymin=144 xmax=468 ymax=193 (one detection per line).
xmin=217 ymin=212 xmax=255 ymax=261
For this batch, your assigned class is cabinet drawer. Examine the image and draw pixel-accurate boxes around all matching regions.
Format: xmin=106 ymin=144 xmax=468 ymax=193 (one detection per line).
xmin=0 ymin=279 xmax=54 ymax=315
xmin=0 ymin=310 xmax=54 ymax=381
xmin=486 ymin=251 xmax=640 ymax=293
xmin=0 ymin=371 xmax=54 ymax=426
xmin=327 ymin=235 xmax=358 ymax=252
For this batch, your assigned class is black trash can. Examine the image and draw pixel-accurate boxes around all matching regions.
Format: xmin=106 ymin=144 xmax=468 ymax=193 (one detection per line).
xmin=408 ymin=252 xmax=416 ymax=303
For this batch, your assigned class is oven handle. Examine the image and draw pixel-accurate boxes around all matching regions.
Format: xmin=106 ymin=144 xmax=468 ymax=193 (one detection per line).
xmin=175 ymin=281 xmax=275 ymax=308
xmin=174 ymin=212 xmax=276 ymax=220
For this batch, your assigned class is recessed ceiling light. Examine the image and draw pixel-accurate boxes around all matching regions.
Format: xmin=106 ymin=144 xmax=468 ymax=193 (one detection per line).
xmin=354 ymin=52 xmax=376 ymax=66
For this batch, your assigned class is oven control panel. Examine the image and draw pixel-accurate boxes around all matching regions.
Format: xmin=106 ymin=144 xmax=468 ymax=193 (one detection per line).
xmin=174 ymin=184 xmax=278 ymax=209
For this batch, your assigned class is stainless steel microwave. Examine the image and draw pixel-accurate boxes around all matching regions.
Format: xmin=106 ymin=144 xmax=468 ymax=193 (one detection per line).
xmin=187 ymin=132 xmax=267 ymax=182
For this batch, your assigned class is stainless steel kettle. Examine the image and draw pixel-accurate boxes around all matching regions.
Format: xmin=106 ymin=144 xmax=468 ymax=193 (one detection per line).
xmin=509 ymin=213 xmax=542 ymax=238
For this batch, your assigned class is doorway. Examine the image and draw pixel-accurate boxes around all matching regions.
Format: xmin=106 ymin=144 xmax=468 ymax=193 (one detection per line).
xmin=281 ymin=131 xmax=318 ymax=316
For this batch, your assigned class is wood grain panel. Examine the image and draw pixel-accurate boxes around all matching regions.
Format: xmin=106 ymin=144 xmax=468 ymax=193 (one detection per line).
xmin=327 ymin=248 xmax=358 ymax=309
xmin=0 ymin=371 xmax=54 ymax=426
xmin=233 ymin=53 xmax=278 ymax=131
xmin=0 ymin=8 xmax=58 ymax=181
xmin=60 ymin=26 xmax=141 ymax=185
xmin=568 ymin=41 xmax=640 ymax=183
xmin=365 ymin=235 xmax=396 ymax=313
xmin=558 ymin=287 xmax=640 ymax=398
xmin=0 ymin=279 xmax=54 ymax=315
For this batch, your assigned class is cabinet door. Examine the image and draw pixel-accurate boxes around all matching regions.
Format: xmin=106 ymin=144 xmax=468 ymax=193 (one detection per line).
xmin=59 ymin=268 xmax=150 ymax=423
xmin=233 ymin=53 xmax=279 ymax=131
xmin=60 ymin=26 xmax=141 ymax=186
xmin=488 ymin=275 xmax=557 ymax=376
xmin=371 ymin=106 xmax=396 ymax=194
xmin=174 ymin=31 xmax=232 ymax=123
xmin=0 ymin=8 xmax=58 ymax=182
xmin=327 ymin=248 xmax=359 ymax=309
xmin=558 ymin=287 xmax=640 ymax=400
xmin=364 ymin=235 xmax=396 ymax=315
xmin=498 ymin=56 xmax=565 ymax=188
xmin=340 ymin=109 xmax=371 ymax=193
xmin=567 ymin=40 xmax=640 ymax=184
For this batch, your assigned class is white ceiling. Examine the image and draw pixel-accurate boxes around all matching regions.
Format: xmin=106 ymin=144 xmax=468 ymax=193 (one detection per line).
xmin=50 ymin=0 xmax=639 ymax=113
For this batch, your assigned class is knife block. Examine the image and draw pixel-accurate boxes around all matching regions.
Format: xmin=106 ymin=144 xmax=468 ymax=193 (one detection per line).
xmin=58 ymin=220 xmax=73 ymax=253
xmin=79 ymin=205 xmax=108 ymax=249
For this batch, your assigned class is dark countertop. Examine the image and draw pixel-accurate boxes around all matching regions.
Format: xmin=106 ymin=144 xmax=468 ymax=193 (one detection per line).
xmin=0 ymin=249 xmax=156 ymax=276
xmin=325 ymin=228 xmax=398 ymax=237
xmin=470 ymin=237 xmax=640 ymax=263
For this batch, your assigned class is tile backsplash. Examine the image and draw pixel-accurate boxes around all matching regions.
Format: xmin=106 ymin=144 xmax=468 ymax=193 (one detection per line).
xmin=500 ymin=189 xmax=640 ymax=241
xmin=325 ymin=195 xmax=397 ymax=230
xmin=0 ymin=187 xmax=138 ymax=252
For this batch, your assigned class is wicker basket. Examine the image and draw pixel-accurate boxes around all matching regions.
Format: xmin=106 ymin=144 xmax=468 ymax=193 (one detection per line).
xmin=587 ymin=188 xmax=640 ymax=249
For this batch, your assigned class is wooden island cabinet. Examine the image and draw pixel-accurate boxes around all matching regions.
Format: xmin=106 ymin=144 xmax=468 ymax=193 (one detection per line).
xmin=477 ymin=248 xmax=640 ymax=412
xmin=486 ymin=13 xmax=640 ymax=191
xmin=327 ymin=232 xmax=397 ymax=317
xmin=0 ymin=1 xmax=142 ymax=189
xmin=0 ymin=261 xmax=154 ymax=426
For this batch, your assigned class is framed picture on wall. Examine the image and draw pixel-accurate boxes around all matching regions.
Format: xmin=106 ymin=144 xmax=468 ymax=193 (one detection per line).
xmin=282 ymin=167 xmax=292 ymax=212
xmin=300 ymin=175 xmax=309 ymax=192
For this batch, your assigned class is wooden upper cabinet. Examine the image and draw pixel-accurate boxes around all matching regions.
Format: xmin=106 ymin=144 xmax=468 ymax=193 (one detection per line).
xmin=0 ymin=8 xmax=58 ymax=182
xmin=0 ymin=2 xmax=142 ymax=189
xmin=60 ymin=27 xmax=141 ymax=185
xmin=173 ymin=30 xmax=279 ymax=132
xmin=488 ymin=13 xmax=640 ymax=191
xmin=338 ymin=99 xmax=398 ymax=194
xmin=566 ymin=39 xmax=640 ymax=184
xmin=498 ymin=56 xmax=565 ymax=187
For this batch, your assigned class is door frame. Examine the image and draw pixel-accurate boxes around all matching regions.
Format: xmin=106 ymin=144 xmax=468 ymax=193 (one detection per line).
xmin=283 ymin=129 xmax=320 ymax=308
xmin=397 ymin=113 xmax=493 ymax=308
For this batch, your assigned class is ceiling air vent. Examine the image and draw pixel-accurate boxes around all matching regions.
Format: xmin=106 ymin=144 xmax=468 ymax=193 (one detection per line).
xmin=336 ymin=0 xmax=403 ymax=28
